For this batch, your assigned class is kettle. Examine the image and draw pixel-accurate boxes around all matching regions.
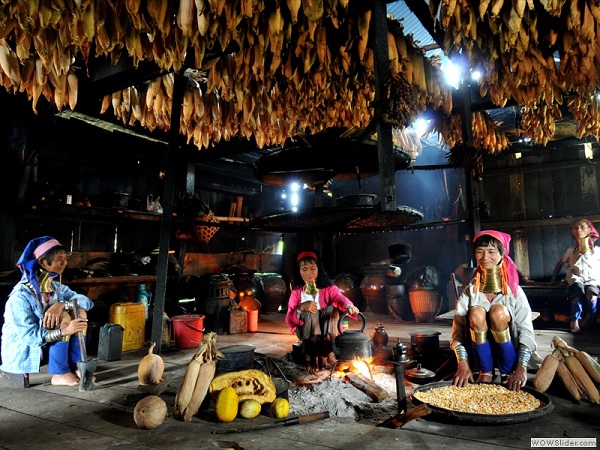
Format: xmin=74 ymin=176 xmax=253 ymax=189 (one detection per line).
xmin=329 ymin=313 xmax=372 ymax=361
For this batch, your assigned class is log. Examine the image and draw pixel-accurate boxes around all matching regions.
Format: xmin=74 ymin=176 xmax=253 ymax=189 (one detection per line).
xmin=376 ymin=403 xmax=431 ymax=429
xmin=346 ymin=373 xmax=388 ymax=403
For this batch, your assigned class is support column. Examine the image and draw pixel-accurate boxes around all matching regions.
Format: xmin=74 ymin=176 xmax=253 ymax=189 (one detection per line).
xmin=372 ymin=0 xmax=396 ymax=212
xmin=151 ymin=72 xmax=186 ymax=353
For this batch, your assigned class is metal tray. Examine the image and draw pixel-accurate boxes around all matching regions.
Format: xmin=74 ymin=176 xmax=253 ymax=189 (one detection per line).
xmin=411 ymin=381 xmax=554 ymax=425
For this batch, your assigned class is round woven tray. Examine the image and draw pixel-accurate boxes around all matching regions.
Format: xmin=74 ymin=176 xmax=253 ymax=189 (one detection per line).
xmin=411 ymin=381 xmax=554 ymax=425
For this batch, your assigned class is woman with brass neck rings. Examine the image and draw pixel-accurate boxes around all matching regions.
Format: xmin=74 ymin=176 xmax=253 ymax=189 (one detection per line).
xmin=551 ymin=219 xmax=600 ymax=333
xmin=451 ymin=230 xmax=537 ymax=391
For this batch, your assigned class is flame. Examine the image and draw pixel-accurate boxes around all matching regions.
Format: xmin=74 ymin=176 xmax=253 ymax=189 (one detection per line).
xmin=333 ymin=357 xmax=374 ymax=379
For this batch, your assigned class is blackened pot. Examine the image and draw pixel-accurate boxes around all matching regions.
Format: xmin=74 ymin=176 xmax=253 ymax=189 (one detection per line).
xmin=409 ymin=330 xmax=441 ymax=355
xmin=218 ymin=344 xmax=255 ymax=371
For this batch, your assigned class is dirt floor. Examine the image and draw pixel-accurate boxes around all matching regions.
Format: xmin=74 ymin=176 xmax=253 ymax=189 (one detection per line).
xmin=1 ymin=311 xmax=600 ymax=450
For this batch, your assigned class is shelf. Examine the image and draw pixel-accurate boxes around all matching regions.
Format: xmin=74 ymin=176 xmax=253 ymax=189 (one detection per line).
xmin=17 ymin=203 xmax=164 ymax=223
xmin=65 ymin=275 xmax=157 ymax=286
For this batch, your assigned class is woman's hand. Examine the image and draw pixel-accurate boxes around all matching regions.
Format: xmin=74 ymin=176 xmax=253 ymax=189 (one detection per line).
xmin=453 ymin=360 xmax=474 ymax=387
xmin=346 ymin=305 xmax=359 ymax=315
xmin=61 ymin=318 xmax=88 ymax=337
xmin=299 ymin=301 xmax=318 ymax=314
xmin=506 ymin=365 xmax=527 ymax=391
xmin=43 ymin=302 xmax=66 ymax=329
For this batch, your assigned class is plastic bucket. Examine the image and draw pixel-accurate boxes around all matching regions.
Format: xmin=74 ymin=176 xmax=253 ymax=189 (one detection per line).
xmin=172 ymin=314 xmax=205 ymax=349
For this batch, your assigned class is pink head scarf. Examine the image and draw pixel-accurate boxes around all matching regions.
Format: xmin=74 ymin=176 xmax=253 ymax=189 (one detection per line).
xmin=473 ymin=230 xmax=520 ymax=295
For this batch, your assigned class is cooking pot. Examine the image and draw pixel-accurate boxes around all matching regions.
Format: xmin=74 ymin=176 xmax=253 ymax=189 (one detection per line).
xmin=218 ymin=344 xmax=255 ymax=371
xmin=409 ymin=330 xmax=441 ymax=355
xmin=405 ymin=364 xmax=436 ymax=384
xmin=330 ymin=312 xmax=372 ymax=361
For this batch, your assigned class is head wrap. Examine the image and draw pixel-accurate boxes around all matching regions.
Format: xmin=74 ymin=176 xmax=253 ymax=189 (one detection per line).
xmin=472 ymin=230 xmax=519 ymax=295
xmin=297 ymin=251 xmax=317 ymax=262
xmin=571 ymin=219 xmax=599 ymax=252
xmin=16 ymin=236 xmax=62 ymax=297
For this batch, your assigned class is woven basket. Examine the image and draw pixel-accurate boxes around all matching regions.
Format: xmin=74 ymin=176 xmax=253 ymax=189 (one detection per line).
xmin=408 ymin=289 xmax=442 ymax=323
xmin=195 ymin=211 xmax=220 ymax=243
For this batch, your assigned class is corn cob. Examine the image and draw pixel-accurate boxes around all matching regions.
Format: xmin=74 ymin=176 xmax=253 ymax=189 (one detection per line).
xmin=174 ymin=357 xmax=203 ymax=418
xmin=563 ymin=351 xmax=600 ymax=404
xmin=533 ymin=351 xmax=560 ymax=393
xmin=574 ymin=351 xmax=600 ymax=384
xmin=552 ymin=335 xmax=577 ymax=352
xmin=556 ymin=360 xmax=582 ymax=402
xmin=183 ymin=360 xmax=216 ymax=422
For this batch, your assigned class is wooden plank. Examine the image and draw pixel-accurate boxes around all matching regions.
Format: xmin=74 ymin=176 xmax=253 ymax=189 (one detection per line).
xmin=527 ymin=226 xmax=544 ymax=279
xmin=512 ymin=228 xmax=530 ymax=277
xmin=524 ymin=170 xmax=541 ymax=219
xmin=580 ymin=165 xmax=599 ymax=215
xmin=537 ymin=169 xmax=555 ymax=220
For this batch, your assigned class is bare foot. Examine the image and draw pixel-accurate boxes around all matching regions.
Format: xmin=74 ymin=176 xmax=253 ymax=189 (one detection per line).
xmin=570 ymin=320 xmax=581 ymax=333
xmin=580 ymin=314 xmax=594 ymax=331
xmin=51 ymin=372 xmax=79 ymax=386
xmin=477 ymin=372 xmax=493 ymax=383
xmin=75 ymin=369 xmax=96 ymax=383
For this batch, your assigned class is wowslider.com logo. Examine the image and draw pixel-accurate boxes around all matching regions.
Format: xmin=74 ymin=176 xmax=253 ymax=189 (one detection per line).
xmin=531 ymin=438 xmax=596 ymax=448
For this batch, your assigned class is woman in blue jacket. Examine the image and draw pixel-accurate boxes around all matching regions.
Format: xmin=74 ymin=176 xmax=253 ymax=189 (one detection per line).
xmin=1 ymin=236 xmax=93 ymax=386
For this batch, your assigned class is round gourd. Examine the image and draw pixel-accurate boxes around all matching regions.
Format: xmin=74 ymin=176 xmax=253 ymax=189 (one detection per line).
xmin=216 ymin=386 xmax=239 ymax=423
xmin=238 ymin=399 xmax=261 ymax=419
xmin=138 ymin=342 xmax=165 ymax=385
xmin=270 ymin=398 xmax=290 ymax=419
xmin=133 ymin=395 xmax=168 ymax=429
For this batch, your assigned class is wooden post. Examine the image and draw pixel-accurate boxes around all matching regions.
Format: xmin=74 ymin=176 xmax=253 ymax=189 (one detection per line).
xmin=372 ymin=0 xmax=396 ymax=212
xmin=151 ymin=71 xmax=186 ymax=354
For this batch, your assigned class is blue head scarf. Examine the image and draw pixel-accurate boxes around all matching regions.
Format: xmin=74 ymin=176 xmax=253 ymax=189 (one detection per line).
xmin=16 ymin=236 xmax=62 ymax=297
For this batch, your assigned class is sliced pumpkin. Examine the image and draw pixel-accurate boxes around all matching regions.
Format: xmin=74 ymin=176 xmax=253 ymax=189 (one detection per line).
xmin=209 ymin=369 xmax=276 ymax=404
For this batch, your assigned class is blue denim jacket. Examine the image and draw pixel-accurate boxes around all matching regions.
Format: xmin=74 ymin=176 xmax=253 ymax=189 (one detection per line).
xmin=1 ymin=280 xmax=94 ymax=374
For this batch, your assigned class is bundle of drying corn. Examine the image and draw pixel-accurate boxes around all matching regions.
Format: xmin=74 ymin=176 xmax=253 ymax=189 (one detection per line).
xmin=533 ymin=336 xmax=600 ymax=404
xmin=173 ymin=332 xmax=225 ymax=422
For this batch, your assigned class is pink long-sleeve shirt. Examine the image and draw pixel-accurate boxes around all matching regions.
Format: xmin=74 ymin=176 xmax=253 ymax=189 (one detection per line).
xmin=285 ymin=284 xmax=355 ymax=334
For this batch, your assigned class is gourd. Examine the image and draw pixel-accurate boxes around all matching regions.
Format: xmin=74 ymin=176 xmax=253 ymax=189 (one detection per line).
xmin=209 ymin=369 xmax=276 ymax=404
xmin=138 ymin=342 xmax=164 ymax=385
xmin=215 ymin=386 xmax=239 ymax=423
xmin=133 ymin=395 xmax=168 ymax=429
xmin=238 ymin=399 xmax=262 ymax=419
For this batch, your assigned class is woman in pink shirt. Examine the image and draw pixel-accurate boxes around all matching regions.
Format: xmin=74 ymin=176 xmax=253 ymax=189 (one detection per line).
xmin=285 ymin=250 xmax=359 ymax=370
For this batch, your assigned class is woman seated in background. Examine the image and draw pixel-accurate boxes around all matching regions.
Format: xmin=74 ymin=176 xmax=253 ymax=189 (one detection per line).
xmin=285 ymin=250 xmax=359 ymax=371
xmin=1 ymin=236 xmax=93 ymax=386
xmin=451 ymin=230 xmax=537 ymax=391
xmin=551 ymin=219 xmax=600 ymax=333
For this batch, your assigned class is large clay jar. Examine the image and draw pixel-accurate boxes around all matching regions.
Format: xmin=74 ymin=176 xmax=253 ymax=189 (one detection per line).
xmin=258 ymin=273 xmax=287 ymax=314
xmin=360 ymin=264 xmax=389 ymax=315
xmin=333 ymin=274 xmax=366 ymax=311
xmin=386 ymin=284 xmax=414 ymax=321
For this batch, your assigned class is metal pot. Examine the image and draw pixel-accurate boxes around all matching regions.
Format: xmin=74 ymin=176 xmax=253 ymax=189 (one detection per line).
xmin=218 ymin=344 xmax=255 ymax=371
xmin=330 ymin=312 xmax=372 ymax=361
xmin=409 ymin=330 xmax=441 ymax=355
xmin=405 ymin=364 xmax=437 ymax=384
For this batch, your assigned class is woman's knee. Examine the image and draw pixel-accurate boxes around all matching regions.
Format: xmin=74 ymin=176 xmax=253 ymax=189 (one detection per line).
xmin=468 ymin=306 xmax=487 ymax=329
xmin=488 ymin=304 xmax=510 ymax=329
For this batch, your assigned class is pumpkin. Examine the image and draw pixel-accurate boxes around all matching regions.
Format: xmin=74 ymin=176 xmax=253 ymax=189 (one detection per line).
xmin=215 ymin=386 xmax=239 ymax=423
xmin=209 ymin=369 xmax=276 ymax=404
xmin=133 ymin=395 xmax=168 ymax=429
xmin=138 ymin=342 xmax=164 ymax=385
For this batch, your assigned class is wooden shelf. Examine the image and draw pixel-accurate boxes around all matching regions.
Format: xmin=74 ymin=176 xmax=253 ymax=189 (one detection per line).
xmin=65 ymin=275 xmax=157 ymax=286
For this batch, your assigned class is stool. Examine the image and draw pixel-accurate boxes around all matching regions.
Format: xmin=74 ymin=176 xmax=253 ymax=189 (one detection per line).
xmin=0 ymin=370 xmax=30 ymax=388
